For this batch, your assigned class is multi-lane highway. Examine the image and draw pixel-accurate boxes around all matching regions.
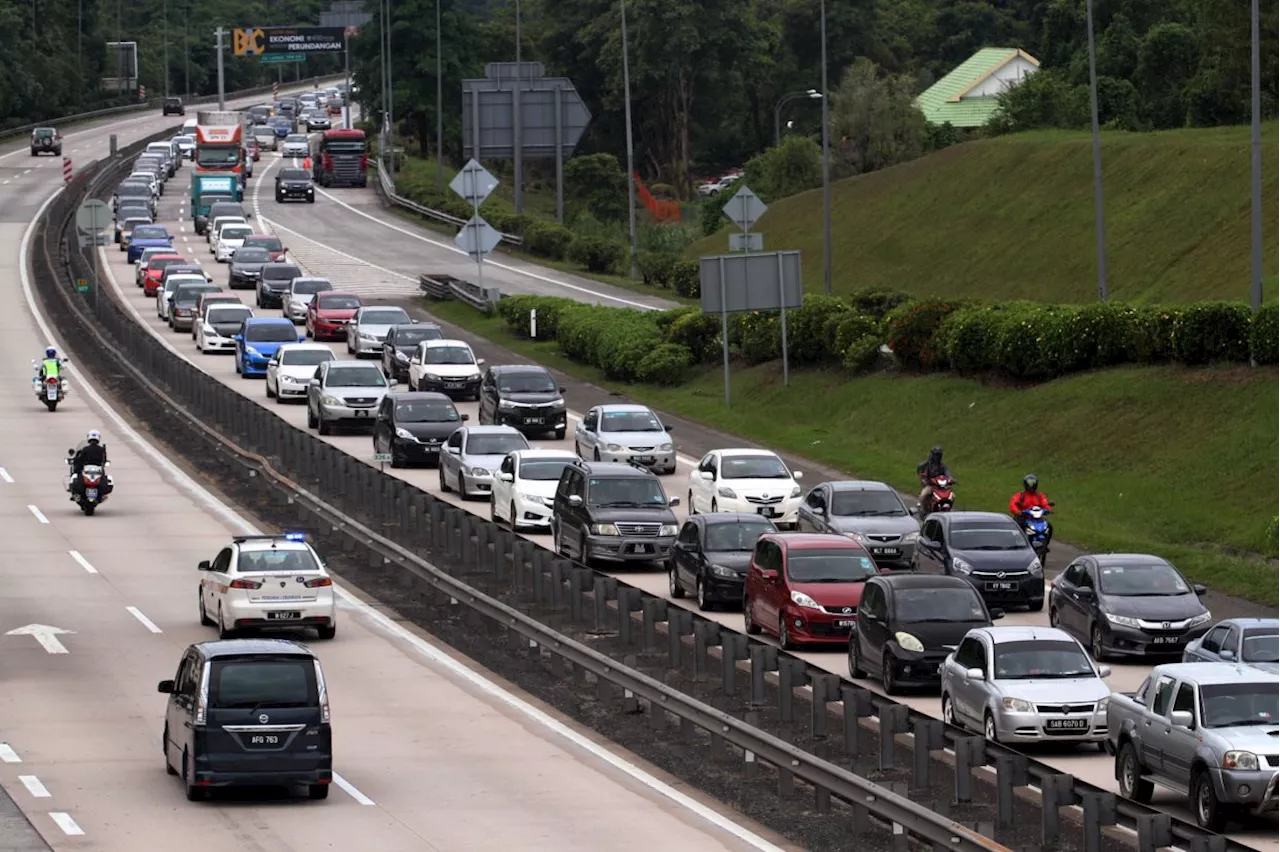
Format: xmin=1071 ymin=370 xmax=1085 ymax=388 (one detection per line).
xmin=1 ymin=97 xmax=790 ymax=851
xmin=85 ymin=138 xmax=1279 ymax=850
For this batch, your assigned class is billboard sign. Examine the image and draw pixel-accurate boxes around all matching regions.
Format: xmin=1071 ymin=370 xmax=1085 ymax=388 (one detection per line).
xmin=233 ymin=27 xmax=345 ymax=56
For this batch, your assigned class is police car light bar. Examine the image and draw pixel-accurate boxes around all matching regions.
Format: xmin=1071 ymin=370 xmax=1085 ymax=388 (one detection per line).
xmin=283 ymin=532 xmax=307 ymax=542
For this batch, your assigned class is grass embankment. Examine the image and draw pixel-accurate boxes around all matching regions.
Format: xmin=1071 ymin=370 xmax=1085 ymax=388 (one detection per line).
xmin=427 ymin=300 xmax=1279 ymax=606
xmin=689 ymin=124 xmax=1280 ymax=304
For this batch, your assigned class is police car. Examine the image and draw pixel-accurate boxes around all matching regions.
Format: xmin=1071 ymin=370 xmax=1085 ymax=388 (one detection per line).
xmin=197 ymin=533 xmax=337 ymax=640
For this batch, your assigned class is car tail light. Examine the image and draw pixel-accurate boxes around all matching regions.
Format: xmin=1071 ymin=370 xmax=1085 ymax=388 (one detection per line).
xmin=304 ymin=577 xmax=332 ymax=588
xmin=229 ymin=578 xmax=262 ymax=589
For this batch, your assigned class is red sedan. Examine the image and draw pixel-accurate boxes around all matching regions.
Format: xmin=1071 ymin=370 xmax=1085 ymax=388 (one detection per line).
xmin=140 ymin=254 xmax=187 ymax=296
xmin=306 ymin=291 xmax=363 ymax=341
xmin=242 ymin=234 xmax=287 ymax=263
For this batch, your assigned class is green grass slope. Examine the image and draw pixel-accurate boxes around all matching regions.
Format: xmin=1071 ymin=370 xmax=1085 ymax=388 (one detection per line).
xmin=690 ymin=125 xmax=1280 ymax=304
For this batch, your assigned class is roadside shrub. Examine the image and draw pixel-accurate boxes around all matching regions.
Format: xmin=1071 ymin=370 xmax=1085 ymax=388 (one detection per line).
xmin=884 ymin=299 xmax=967 ymax=370
xmin=635 ymin=343 xmax=695 ymax=386
xmin=557 ymin=304 xmax=665 ymax=382
xmin=788 ymin=295 xmax=853 ymax=364
xmin=697 ymin=197 xmax=724 ymax=237
xmin=1072 ymin=302 xmax=1142 ymax=368
xmin=567 ymin=235 xmax=626 ymax=275
xmin=1249 ymin=303 xmax=1278 ymax=364
xmin=937 ymin=305 xmax=1000 ymax=373
xmin=636 ymin=250 xmax=677 ymax=289
xmin=847 ymin=287 xmax=913 ymax=321
xmin=497 ymin=295 xmax=573 ymax=338
xmin=736 ymin=311 xmax=782 ymax=365
xmin=831 ymin=313 xmax=882 ymax=373
xmin=842 ymin=333 xmax=883 ymax=373
xmin=1171 ymin=302 xmax=1252 ymax=365
xmin=670 ymin=260 xmax=700 ymax=299
xmin=990 ymin=302 xmax=1071 ymax=380
xmin=665 ymin=311 xmax=723 ymax=363
xmin=654 ymin=306 xmax=695 ymax=334
xmin=1129 ymin=306 xmax=1179 ymax=363
xmin=486 ymin=212 xmax=533 ymax=238
xmin=523 ymin=220 xmax=574 ymax=261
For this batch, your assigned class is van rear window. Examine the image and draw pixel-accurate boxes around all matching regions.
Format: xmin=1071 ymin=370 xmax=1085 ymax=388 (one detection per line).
xmin=209 ymin=658 xmax=317 ymax=707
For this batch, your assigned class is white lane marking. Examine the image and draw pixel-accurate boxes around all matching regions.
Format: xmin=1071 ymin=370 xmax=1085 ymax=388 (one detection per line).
xmin=21 ymin=169 xmax=31 ymax=175
xmin=0 ymin=467 xmax=13 ymax=482
xmin=332 ymin=772 xmax=375 ymax=805
xmin=19 ymin=776 xmax=50 ymax=798
xmin=310 ymin=183 xmax=662 ymax=310
xmin=24 ymin=194 xmax=784 ymax=852
xmin=49 ymin=812 xmax=84 ymax=836
xmin=0 ymin=744 xmax=21 ymax=763
xmin=2 ymin=180 xmax=10 ymax=185
xmin=6 ymin=624 xmax=73 ymax=654
xmin=125 ymin=606 xmax=163 ymax=633
xmin=69 ymin=550 xmax=98 ymax=574
xmin=27 ymin=505 xmax=48 ymax=524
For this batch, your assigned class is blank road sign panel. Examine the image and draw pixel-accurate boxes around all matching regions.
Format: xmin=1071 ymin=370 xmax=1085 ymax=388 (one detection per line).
xmin=698 ymin=251 xmax=804 ymax=314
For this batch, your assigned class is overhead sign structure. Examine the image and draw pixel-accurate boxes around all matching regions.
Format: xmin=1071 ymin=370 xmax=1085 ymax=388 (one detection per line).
xmin=233 ymin=27 xmax=345 ymax=56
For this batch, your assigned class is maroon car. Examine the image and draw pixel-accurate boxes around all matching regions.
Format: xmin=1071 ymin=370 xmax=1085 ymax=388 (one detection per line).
xmin=241 ymin=234 xmax=286 ymax=263
xmin=306 ymin=292 xmax=363 ymax=341
xmin=245 ymin=139 xmax=261 ymax=162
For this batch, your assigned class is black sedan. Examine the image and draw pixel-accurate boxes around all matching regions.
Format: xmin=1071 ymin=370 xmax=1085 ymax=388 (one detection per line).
xmin=372 ymin=392 xmax=468 ymax=468
xmin=227 ymin=246 xmax=272 ymax=290
xmin=275 ymin=167 xmax=315 ymax=203
xmin=914 ymin=511 xmax=1045 ymax=611
xmin=381 ymin=323 xmax=444 ymax=382
xmin=1048 ymin=553 xmax=1211 ymax=661
xmin=667 ymin=513 xmax=776 ymax=610
xmin=477 ymin=364 xmax=568 ymax=440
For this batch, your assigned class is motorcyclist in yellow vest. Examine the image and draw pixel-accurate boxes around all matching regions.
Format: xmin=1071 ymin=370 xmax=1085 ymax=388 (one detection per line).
xmin=38 ymin=346 xmax=62 ymax=382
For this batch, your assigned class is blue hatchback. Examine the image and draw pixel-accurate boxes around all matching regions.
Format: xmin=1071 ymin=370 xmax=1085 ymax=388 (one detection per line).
xmin=126 ymin=225 xmax=173 ymax=264
xmin=235 ymin=317 xmax=305 ymax=377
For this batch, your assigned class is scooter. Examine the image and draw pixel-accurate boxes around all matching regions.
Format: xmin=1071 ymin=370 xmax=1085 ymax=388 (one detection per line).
xmin=1020 ymin=505 xmax=1052 ymax=563
xmin=66 ymin=453 xmax=112 ymax=516
xmin=31 ymin=360 xmax=69 ymax=411
xmin=920 ymin=475 xmax=956 ymax=513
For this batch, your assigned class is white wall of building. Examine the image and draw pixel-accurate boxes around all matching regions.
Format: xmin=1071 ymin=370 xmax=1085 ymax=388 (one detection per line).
xmin=966 ymin=55 xmax=1039 ymax=98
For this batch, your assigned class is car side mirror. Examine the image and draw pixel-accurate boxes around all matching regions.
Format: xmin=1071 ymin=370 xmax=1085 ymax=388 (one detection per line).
xmin=1170 ymin=710 xmax=1194 ymax=728
xmin=792 ymin=471 xmax=803 ymax=479
xmin=964 ymin=667 xmax=984 ymax=681
xmin=909 ymin=506 xmax=919 ymax=517
xmin=157 ymin=680 xmax=175 ymax=694
xmin=989 ymin=608 xmax=1005 ymax=619
xmin=699 ymin=470 xmax=714 ymax=481
xmin=309 ymin=378 xmax=320 ymax=386
xmin=444 ymin=445 xmax=459 ymax=455
xmin=197 ymin=560 xmax=211 ymax=571
xmin=476 ymin=358 xmax=485 ymax=365
xmin=298 ymin=335 xmax=307 ymax=343
xmin=1097 ymin=665 xmax=1112 ymax=678
xmin=497 ymin=472 xmax=513 ymax=482
xmin=758 ymin=569 xmax=778 ymax=580
xmin=233 ymin=334 xmax=243 ymax=342
xmin=1192 ymin=584 xmax=1207 ymax=596
xmin=567 ymin=495 xmax=583 ymax=508
xmin=813 ymin=504 xmax=826 ymax=515
xmin=559 ymin=386 xmax=566 ymax=393
xmin=1076 ymin=587 xmax=1095 ymax=599
xmin=663 ymin=424 xmax=673 ymax=432
xmin=460 ymin=414 xmax=469 ymax=421
xmin=1218 ymin=649 xmax=1236 ymax=661
xmin=668 ymin=496 xmax=680 ymax=507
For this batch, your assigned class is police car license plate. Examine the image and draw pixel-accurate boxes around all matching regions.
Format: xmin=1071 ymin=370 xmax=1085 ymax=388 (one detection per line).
xmin=45 ymin=388 xmax=57 ymax=400
xmin=267 ymin=611 xmax=301 ymax=620
xmin=85 ymin=489 xmax=98 ymax=499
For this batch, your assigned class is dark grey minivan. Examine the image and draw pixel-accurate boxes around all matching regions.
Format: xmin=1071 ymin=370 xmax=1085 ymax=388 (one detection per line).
xmin=159 ymin=639 xmax=332 ymax=801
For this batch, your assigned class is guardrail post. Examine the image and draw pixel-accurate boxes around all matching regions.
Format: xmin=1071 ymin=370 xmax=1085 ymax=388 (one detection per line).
xmin=749 ymin=644 xmax=778 ymax=709
xmin=1081 ymin=791 xmax=1117 ymax=852
xmin=994 ymin=753 xmax=1030 ymax=829
xmin=473 ymin=521 xmax=493 ymax=576
xmin=953 ymin=735 xmax=985 ymax=803
xmin=1040 ymin=773 xmax=1075 ymax=845
xmin=1135 ymin=812 xmax=1172 ymax=852
xmin=692 ymin=621 xmax=721 ymax=682
xmin=640 ymin=597 xmax=666 ymax=651
xmin=777 ymin=658 xmax=808 ymax=724
xmin=876 ymin=702 xmax=910 ymax=771
xmin=569 ymin=567 xmax=592 ymax=622
xmin=811 ymin=674 xmax=840 ymax=739
xmin=591 ymin=576 xmax=618 ymax=634
xmin=1189 ymin=834 xmax=1227 ymax=852
xmin=841 ymin=686 xmax=874 ymax=758
xmin=720 ymin=632 xmax=749 ymax=697
xmin=616 ymin=587 xmax=642 ymax=645
xmin=910 ymin=718 xmax=945 ymax=794
xmin=550 ymin=558 xmax=571 ymax=610
xmin=667 ymin=608 xmax=693 ymax=668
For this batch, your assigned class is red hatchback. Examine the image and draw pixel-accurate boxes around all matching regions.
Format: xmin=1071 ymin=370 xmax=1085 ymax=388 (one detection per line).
xmin=141 ymin=254 xmax=186 ymax=296
xmin=306 ymin=291 xmax=362 ymax=340
xmin=242 ymin=234 xmax=287 ymax=263
xmin=743 ymin=533 xmax=879 ymax=649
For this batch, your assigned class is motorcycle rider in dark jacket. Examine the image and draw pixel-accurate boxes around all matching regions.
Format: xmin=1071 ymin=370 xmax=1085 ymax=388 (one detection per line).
xmin=917 ymin=446 xmax=951 ymax=509
xmin=68 ymin=430 xmax=112 ymax=499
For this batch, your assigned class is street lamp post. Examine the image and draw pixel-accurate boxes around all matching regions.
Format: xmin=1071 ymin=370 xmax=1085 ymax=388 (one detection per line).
xmin=1084 ymin=0 xmax=1108 ymax=300
xmin=820 ymin=0 xmax=832 ymax=295
xmin=513 ymin=0 xmax=523 ymax=214
xmin=163 ymin=0 xmax=169 ymax=97
xmin=436 ymin=0 xmax=443 ymax=192
xmin=773 ymin=89 xmax=821 ymax=147
xmin=1249 ymin=0 xmax=1262 ymax=310
xmin=620 ymin=0 xmax=639 ymax=280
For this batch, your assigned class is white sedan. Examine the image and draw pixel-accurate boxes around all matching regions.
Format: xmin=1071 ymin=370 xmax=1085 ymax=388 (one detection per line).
xmin=196 ymin=303 xmax=254 ymax=354
xmin=212 ymin=223 xmax=255 ymax=262
xmin=266 ymin=343 xmax=337 ymax=403
xmin=197 ymin=532 xmax=336 ymax=639
xmin=490 ymin=449 xmax=577 ymax=531
xmin=687 ymin=447 xmax=804 ymax=528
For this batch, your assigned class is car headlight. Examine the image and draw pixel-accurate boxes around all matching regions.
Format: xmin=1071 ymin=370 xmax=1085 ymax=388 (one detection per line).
xmin=201 ymin=323 xmax=214 ymax=334
xmin=903 ymin=531 xmax=920 ymax=543
xmin=589 ymin=523 xmax=620 ymax=536
xmin=895 ymin=631 xmax=924 ymax=653
xmin=550 ymin=397 xmax=566 ymax=409
xmin=499 ymin=399 xmax=516 ymax=410
xmin=518 ymin=493 xmax=548 ymax=506
xmin=846 ymin=531 xmax=868 ymax=543
xmin=394 ymin=350 xmax=408 ymax=361
xmin=422 ymin=373 xmax=441 ymax=382
xmin=605 ymin=443 xmax=623 ymax=452
xmin=320 ymin=395 xmax=340 ymax=406
xmin=468 ymin=372 xmax=481 ymax=381
xmin=279 ymin=374 xmax=300 ymax=384
xmin=717 ymin=487 xmax=737 ymax=499
xmin=1095 ymin=696 xmax=1110 ymax=714
xmin=359 ymin=333 xmax=376 ymax=341
xmin=659 ymin=524 xmax=678 ymax=536
xmin=1188 ymin=611 xmax=1212 ymax=628
xmin=951 ymin=556 xmax=972 ymax=574
xmin=710 ymin=564 xmax=738 ymax=579
xmin=789 ymin=486 xmax=802 ymax=498
xmin=658 ymin=443 xmax=673 ymax=452
xmin=1001 ymin=697 xmax=1035 ymax=713
xmin=1223 ymin=751 xmax=1260 ymax=770
xmin=394 ymin=428 xmax=417 ymax=441
xmin=245 ymin=346 xmax=261 ymax=357
xmin=468 ymin=467 xmax=490 ymax=477
xmin=1104 ymin=612 xmax=1143 ymax=629
xmin=1027 ymin=557 xmax=1043 ymax=577
xmin=790 ymin=590 xmax=822 ymax=610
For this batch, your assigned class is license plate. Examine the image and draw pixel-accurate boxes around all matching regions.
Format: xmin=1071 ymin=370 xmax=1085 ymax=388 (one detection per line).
xmin=1152 ymin=636 xmax=1182 ymax=645
xmin=246 ymin=734 xmax=281 ymax=747
xmin=445 ymin=382 xmax=464 ymax=389
xmin=836 ymin=619 xmax=856 ymax=629
xmin=267 ymin=611 xmax=301 ymax=620
xmin=85 ymin=488 xmax=98 ymax=499
xmin=757 ymin=507 xmax=778 ymax=517
xmin=1046 ymin=718 xmax=1089 ymax=730
xmin=353 ymin=409 xmax=368 ymax=417
xmin=45 ymin=388 xmax=57 ymax=399
xmin=634 ymin=456 xmax=656 ymax=465
xmin=525 ymin=417 xmax=544 ymax=425
xmin=871 ymin=547 xmax=900 ymax=556
xmin=986 ymin=581 xmax=1016 ymax=591
xmin=628 ymin=544 xmax=652 ymax=555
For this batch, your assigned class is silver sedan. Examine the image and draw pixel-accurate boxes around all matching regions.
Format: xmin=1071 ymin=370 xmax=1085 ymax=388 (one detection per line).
xmin=438 ymin=426 xmax=530 ymax=499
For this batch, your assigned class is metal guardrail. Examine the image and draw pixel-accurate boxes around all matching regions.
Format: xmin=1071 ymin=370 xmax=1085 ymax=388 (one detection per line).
xmin=42 ymin=130 xmax=1259 ymax=852
xmin=373 ymin=160 xmax=523 ymax=248
xmin=0 ymin=75 xmax=347 ymax=142
xmin=418 ymin=273 xmax=500 ymax=312
xmin=30 ymin=133 xmax=1014 ymax=852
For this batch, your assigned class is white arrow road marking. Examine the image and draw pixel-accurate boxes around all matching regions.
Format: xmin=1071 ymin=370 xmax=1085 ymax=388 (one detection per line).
xmin=49 ymin=813 xmax=83 ymax=836
xmin=6 ymin=624 xmax=74 ymax=654
xmin=125 ymin=606 xmax=162 ymax=633
xmin=332 ymin=773 xmax=374 ymax=805
xmin=19 ymin=776 xmax=50 ymax=798
xmin=68 ymin=550 xmax=97 ymax=574
xmin=26 ymin=505 xmax=47 ymax=524
xmin=0 ymin=467 xmax=13 ymax=482
xmin=0 ymin=744 xmax=21 ymax=763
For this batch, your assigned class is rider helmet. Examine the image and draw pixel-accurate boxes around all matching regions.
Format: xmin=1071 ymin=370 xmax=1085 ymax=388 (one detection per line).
xmin=45 ymin=346 xmax=56 ymax=358
xmin=86 ymin=430 xmax=102 ymax=444
xmin=1022 ymin=474 xmax=1038 ymax=491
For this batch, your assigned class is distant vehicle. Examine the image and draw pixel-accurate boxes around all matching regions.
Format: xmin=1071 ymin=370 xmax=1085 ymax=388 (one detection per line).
xmin=798 ymin=480 xmax=921 ymax=570
xmin=193 ymin=109 xmax=245 ymax=180
xmin=274 ymin=166 xmax=314 ymax=204
xmin=311 ymin=128 xmax=367 ymax=187
xmin=489 ymin=448 xmax=576 ymax=530
xmin=265 ymin=343 xmax=336 ymax=403
xmin=573 ymin=404 xmax=675 ymax=475
xmin=372 ymin=392 xmax=468 ymax=468
xmin=550 ymin=458 xmax=680 ymax=566
xmin=281 ymin=134 xmax=310 ymax=158
xmin=305 ymin=292 xmax=362 ymax=341
xmin=438 ymin=426 xmax=529 ymax=500
xmin=30 ymin=127 xmax=61 ymax=156
xmin=282 ymin=277 xmax=333 ymax=324
xmin=380 ymin=323 xmax=443 ymax=382
xmin=914 ymin=511 xmax=1045 ymax=612
xmin=1183 ymin=617 xmax=1279 ymax=673
xmin=235 ymin=317 xmax=306 ymax=377
xmin=407 ymin=339 xmax=483 ymax=399
xmin=196 ymin=303 xmax=254 ymax=354
xmin=346 ymin=306 xmax=412 ymax=357
xmin=162 ymin=96 xmax=185 ymax=115
xmin=476 ymin=364 xmax=567 ymax=439
xmin=306 ymin=360 xmax=392 ymax=435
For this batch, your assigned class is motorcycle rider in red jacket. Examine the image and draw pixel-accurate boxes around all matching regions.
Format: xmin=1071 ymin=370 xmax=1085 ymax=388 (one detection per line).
xmin=1009 ymin=474 xmax=1053 ymax=540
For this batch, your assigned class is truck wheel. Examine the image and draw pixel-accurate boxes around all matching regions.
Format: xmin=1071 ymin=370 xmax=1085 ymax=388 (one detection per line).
xmin=1117 ymin=743 xmax=1154 ymax=803
xmin=1192 ymin=770 xmax=1230 ymax=832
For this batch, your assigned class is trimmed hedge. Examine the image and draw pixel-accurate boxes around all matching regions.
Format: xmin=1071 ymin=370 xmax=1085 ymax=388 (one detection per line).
xmin=1172 ymin=302 xmax=1251 ymax=365
xmin=567 ymin=235 xmax=626 ymax=275
xmin=885 ymin=299 xmax=968 ymax=371
xmin=1251 ymin=304 xmax=1279 ymax=364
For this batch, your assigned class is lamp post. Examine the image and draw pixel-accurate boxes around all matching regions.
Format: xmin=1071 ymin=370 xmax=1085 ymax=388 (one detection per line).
xmin=436 ymin=0 xmax=443 ymax=192
xmin=513 ymin=0 xmax=523 ymax=213
xmin=620 ymin=0 xmax=638 ymax=280
xmin=1084 ymin=0 xmax=1108 ymax=300
xmin=819 ymin=0 xmax=832 ymax=295
xmin=163 ymin=0 xmax=169 ymax=97
xmin=1249 ymin=0 xmax=1262 ymax=310
xmin=773 ymin=89 xmax=821 ymax=147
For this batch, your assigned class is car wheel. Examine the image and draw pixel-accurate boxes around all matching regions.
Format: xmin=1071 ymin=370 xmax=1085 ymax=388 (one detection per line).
xmin=266 ymin=380 xmax=275 ymax=399
xmin=881 ymin=655 xmax=899 ymax=696
xmin=198 ymin=591 xmax=214 ymax=626
xmin=439 ymin=465 xmax=452 ymax=493
xmin=217 ymin=605 xmax=235 ymax=640
xmin=941 ymin=694 xmax=958 ymax=729
xmin=848 ymin=638 xmax=866 ymax=678
xmin=983 ymin=712 xmax=1000 ymax=744
xmin=1048 ymin=606 xmax=1060 ymax=627
xmin=315 ymin=624 xmax=336 ymax=640
xmin=318 ymin=416 xmax=332 ymax=436
xmin=687 ymin=491 xmax=696 ymax=515
xmin=778 ymin=618 xmax=794 ymax=651
xmin=1192 ymin=770 xmax=1229 ymax=832
xmin=1027 ymin=595 xmax=1044 ymax=612
xmin=554 ymin=427 xmax=566 ymax=441
xmin=743 ymin=599 xmax=760 ymax=634
xmin=553 ymin=524 xmax=567 ymax=557
xmin=183 ymin=751 xmax=204 ymax=801
xmin=1118 ymin=743 xmax=1154 ymax=803
xmin=306 ymin=405 xmax=318 ymax=429
xmin=456 ymin=471 xmax=466 ymax=498
xmin=308 ymin=783 xmax=330 ymax=799
xmin=668 ymin=563 xmax=685 ymax=598
xmin=711 ymin=499 xmax=719 ymax=513
xmin=508 ymin=502 xmax=518 ymax=530
xmin=1091 ymin=624 xmax=1109 ymax=661
xmin=593 ymin=448 xmax=600 ymax=462
xmin=695 ymin=578 xmax=712 ymax=611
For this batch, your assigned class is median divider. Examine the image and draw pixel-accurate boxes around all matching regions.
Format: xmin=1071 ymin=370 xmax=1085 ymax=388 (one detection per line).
xmin=32 ymin=130 xmax=1250 ymax=852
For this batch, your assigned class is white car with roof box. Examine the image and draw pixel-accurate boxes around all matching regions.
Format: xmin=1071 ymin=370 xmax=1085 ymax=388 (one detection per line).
xmin=197 ymin=303 xmax=255 ymax=353
xmin=265 ymin=343 xmax=336 ymax=402
xmin=490 ymin=449 xmax=578 ymax=531
xmin=213 ymin=223 xmax=255 ymax=262
xmin=197 ymin=532 xmax=336 ymax=639
xmin=687 ymin=447 xmax=804 ymax=528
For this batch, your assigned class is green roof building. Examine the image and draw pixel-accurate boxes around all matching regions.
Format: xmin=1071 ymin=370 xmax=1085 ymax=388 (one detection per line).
xmin=915 ymin=48 xmax=1040 ymax=128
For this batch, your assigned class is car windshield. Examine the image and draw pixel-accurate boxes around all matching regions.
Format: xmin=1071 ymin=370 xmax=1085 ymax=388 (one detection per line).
xmin=196 ymin=147 xmax=240 ymax=167
xmin=291 ymin=280 xmax=331 ymax=295
xmin=950 ymin=525 xmax=1028 ymax=551
xmin=199 ymin=194 xmax=234 ymax=207
xmin=600 ymin=410 xmax=663 ymax=432
xmin=587 ymin=476 xmax=667 ymax=507
xmin=166 ymin=276 xmax=205 ymax=291
xmin=393 ymin=327 xmax=440 ymax=346
xmin=326 ymin=366 xmax=386 ymax=387
xmin=285 ymin=134 xmax=308 ymax=144
xmin=704 ymin=520 xmax=775 ymax=551
xmin=221 ymin=226 xmax=253 ymax=240
xmin=516 ymin=459 xmax=570 ymax=480
xmin=123 ymin=219 xmax=150 ymax=230
xmin=132 ymin=226 xmax=168 ymax=240
xmin=254 ymin=127 xmax=275 ymax=138
xmin=208 ymin=658 xmax=317 ymax=708
xmin=720 ymin=454 xmax=790 ymax=479
xmin=244 ymin=237 xmax=283 ymax=252
xmin=395 ymin=401 xmax=459 ymax=423
xmin=149 ymin=257 xmax=184 ymax=270
xmin=174 ymin=286 xmax=220 ymax=304
xmin=279 ymin=168 xmax=310 ymax=180
xmin=207 ymin=307 xmax=252 ymax=324
xmin=423 ymin=346 xmax=475 ymax=365
xmin=174 ymin=135 xmax=193 ymax=145
xmin=1097 ymin=562 xmax=1190 ymax=596
xmin=280 ymin=349 xmax=334 ymax=366
xmin=498 ymin=371 xmax=555 ymax=393
xmin=785 ymin=548 xmax=877 ymax=583
xmin=894 ymin=588 xmax=987 ymax=622
xmin=466 ymin=433 xmax=530 ymax=456
xmin=360 ymin=308 xmax=409 ymax=325
xmin=1200 ymin=683 xmax=1278 ymax=727
xmin=233 ymin=248 xmax=271 ymax=263
xmin=34 ymin=129 xmax=55 ymax=138
xmin=992 ymin=640 xmax=1095 ymax=679
xmin=245 ymin=323 xmax=301 ymax=343
xmin=118 ymin=207 xmax=150 ymax=219
xmin=316 ymin=296 xmax=359 ymax=310
xmin=263 ymin=266 xmax=302 ymax=281
xmin=325 ymin=140 xmax=366 ymax=153
xmin=268 ymin=117 xmax=292 ymax=128
xmin=830 ymin=489 xmax=908 ymax=517
xmin=1242 ymin=630 xmax=1280 ymax=663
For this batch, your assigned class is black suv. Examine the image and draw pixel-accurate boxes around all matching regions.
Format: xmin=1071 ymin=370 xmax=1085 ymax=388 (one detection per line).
xmin=256 ymin=262 xmax=303 ymax=308
xmin=275 ymin=166 xmax=315 ymax=203
xmin=381 ymin=323 xmax=443 ymax=382
xmin=848 ymin=574 xmax=998 ymax=694
xmin=30 ymin=127 xmax=61 ymax=156
xmin=162 ymin=96 xmax=185 ymax=115
xmin=157 ymin=639 xmax=332 ymax=800
xmin=477 ymin=365 xmax=568 ymax=439
xmin=550 ymin=460 xmax=679 ymax=566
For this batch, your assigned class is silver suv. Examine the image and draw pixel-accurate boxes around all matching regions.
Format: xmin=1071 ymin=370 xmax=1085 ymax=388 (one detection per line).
xmin=306 ymin=361 xmax=392 ymax=435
